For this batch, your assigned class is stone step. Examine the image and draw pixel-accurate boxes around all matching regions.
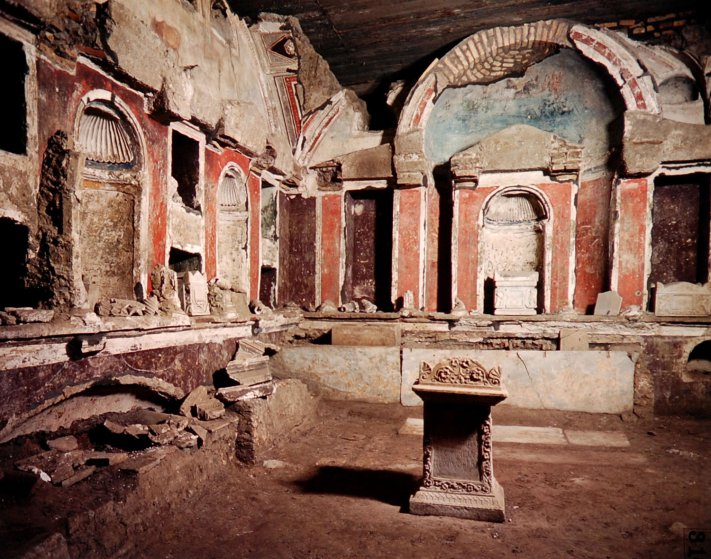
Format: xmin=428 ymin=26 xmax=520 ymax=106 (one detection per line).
xmin=398 ymin=417 xmax=631 ymax=448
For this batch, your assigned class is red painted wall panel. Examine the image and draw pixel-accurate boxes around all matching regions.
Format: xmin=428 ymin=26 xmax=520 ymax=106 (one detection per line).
xmin=456 ymin=187 xmax=493 ymax=311
xmin=425 ymin=187 xmax=440 ymax=311
xmin=617 ymin=178 xmax=648 ymax=308
xmin=397 ymin=188 xmax=422 ymax=306
xmin=321 ymin=194 xmax=342 ymax=304
xmin=539 ymin=182 xmax=573 ymax=313
xmin=248 ymin=173 xmax=261 ymax=300
xmin=574 ymin=177 xmax=611 ymax=313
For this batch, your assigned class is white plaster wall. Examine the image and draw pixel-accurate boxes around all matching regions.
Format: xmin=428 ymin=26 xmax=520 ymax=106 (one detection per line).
xmin=401 ymin=348 xmax=635 ymax=413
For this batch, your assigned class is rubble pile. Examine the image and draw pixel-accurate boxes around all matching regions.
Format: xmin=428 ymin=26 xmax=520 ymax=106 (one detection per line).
xmin=8 ymin=339 xmax=281 ymax=489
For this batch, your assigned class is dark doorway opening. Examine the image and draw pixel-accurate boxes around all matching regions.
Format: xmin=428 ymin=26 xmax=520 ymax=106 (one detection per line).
xmin=0 ymin=218 xmax=29 ymax=308
xmin=0 ymin=33 xmax=27 ymax=155
xmin=342 ymin=189 xmax=393 ymax=311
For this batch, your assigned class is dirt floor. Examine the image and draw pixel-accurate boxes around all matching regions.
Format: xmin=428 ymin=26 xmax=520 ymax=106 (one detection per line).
xmin=3 ymin=399 xmax=711 ymax=559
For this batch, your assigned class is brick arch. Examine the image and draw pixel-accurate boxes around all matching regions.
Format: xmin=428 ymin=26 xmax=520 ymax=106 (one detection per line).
xmin=395 ymin=20 xmax=660 ymax=177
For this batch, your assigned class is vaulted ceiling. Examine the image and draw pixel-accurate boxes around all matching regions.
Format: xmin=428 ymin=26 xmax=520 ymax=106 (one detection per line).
xmin=231 ymin=0 xmax=707 ymax=95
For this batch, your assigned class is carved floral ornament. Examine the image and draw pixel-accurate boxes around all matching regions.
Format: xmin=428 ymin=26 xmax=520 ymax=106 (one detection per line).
xmin=418 ymin=358 xmax=502 ymax=386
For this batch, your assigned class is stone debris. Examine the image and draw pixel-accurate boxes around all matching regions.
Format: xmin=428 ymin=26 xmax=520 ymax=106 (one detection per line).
xmin=224 ymin=339 xmax=278 ymax=388
xmin=148 ymin=423 xmax=180 ymax=446
xmin=47 ymin=435 xmax=79 ymax=452
xmin=338 ymin=301 xmax=359 ymax=313
xmin=15 ymin=449 xmax=129 ymax=486
xmin=180 ymin=385 xmax=226 ymax=420
xmin=95 ymin=298 xmax=150 ymax=317
xmin=118 ymin=446 xmax=178 ymax=474
xmin=263 ymin=459 xmax=288 ymax=469
xmin=187 ymin=422 xmax=208 ymax=445
xmin=104 ymin=419 xmax=151 ymax=441
xmin=316 ymin=299 xmax=338 ymax=313
xmin=2 ymin=307 xmax=55 ymax=324
xmin=171 ymin=430 xmax=199 ymax=449
xmin=179 ymin=385 xmax=211 ymax=416
xmin=451 ymin=298 xmax=468 ymax=317
xmin=360 ymin=298 xmax=378 ymax=313
xmin=594 ymin=291 xmax=623 ymax=316
xmin=0 ymin=310 xmax=17 ymax=325
xmin=249 ymin=299 xmax=272 ymax=315
xmin=61 ymin=465 xmax=96 ymax=488
xmin=216 ymin=382 xmax=275 ymax=403
xmin=194 ymin=398 xmax=226 ymax=421
xmin=226 ymin=363 xmax=272 ymax=387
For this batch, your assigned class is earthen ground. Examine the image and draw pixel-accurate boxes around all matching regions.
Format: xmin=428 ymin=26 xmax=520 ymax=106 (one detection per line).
xmin=3 ymin=400 xmax=710 ymax=559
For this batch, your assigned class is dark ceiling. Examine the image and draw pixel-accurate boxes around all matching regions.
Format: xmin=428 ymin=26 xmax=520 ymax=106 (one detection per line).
xmin=231 ymin=0 xmax=708 ymax=96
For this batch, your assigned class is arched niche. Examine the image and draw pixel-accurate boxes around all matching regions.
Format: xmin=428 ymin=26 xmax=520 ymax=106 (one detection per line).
xmin=479 ymin=187 xmax=551 ymax=314
xmin=216 ymin=164 xmax=250 ymax=292
xmin=74 ymin=91 xmax=147 ymax=307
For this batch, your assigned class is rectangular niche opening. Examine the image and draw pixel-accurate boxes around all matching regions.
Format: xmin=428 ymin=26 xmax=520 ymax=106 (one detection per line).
xmin=260 ymin=266 xmax=277 ymax=308
xmin=169 ymin=247 xmax=202 ymax=273
xmin=0 ymin=33 xmax=28 ymax=155
xmin=0 ymin=218 xmax=30 ymax=307
xmin=649 ymin=174 xmax=710 ymax=306
xmin=171 ymin=130 xmax=201 ymax=212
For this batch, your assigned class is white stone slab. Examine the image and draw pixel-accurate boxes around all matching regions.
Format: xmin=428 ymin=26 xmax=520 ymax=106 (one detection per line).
xmin=271 ymin=346 xmax=401 ymax=403
xmin=492 ymin=425 xmax=567 ymax=445
xmin=401 ymin=349 xmax=634 ymax=413
xmin=594 ymin=291 xmax=622 ymax=316
xmin=564 ymin=430 xmax=630 ymax=447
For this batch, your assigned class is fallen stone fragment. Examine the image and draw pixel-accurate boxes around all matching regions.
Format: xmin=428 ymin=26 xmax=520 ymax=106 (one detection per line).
xmin=216 ymin=381 xmax=274 ymax=403
xmin=47 ymin=435 xmax=79 ymax=452
xmin=4 ymin=307 xmax=55 ymax=323
xmin=29 ymin=466 xmax=51 ymax=483
xmin=167 ymin=415 xmax=189 ymax=431
xmin=50 ymin=460 xmax=76 ymax=485
xmin=227 ymin=365 xmax=272 ymax=387
xmin=148 ymin=423 xmax=180 ymax=446
xmin=187 ymin=422 xmax=208 ymax=445
xmin=263 ymin=459 xmax=288 ymax=469
xmin=0 ymin=310 xmax=17 ymax=325
xmin=61 ymin=466 xmax=96 ymax=487
xmin=194 ymin=397 xmax=225 ymax=421
xmin=172 ymin=431 xmax=199 ymax=449
xmin=15 ymin=450 xmax=60 ymax=474
xmin=118 ymin=447 xmax=177 ymax=474
xmin=179 ymin=385 xmax=211 ymax=417
xmin=197 ymin=418 xmax=232 ymax=433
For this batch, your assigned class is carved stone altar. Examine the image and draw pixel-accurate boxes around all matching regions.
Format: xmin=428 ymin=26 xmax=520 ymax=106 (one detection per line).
xmin=409 ymin=357 xmax=508 ymax=522
xmin=494 ymin=271 xmax=538 ymax=315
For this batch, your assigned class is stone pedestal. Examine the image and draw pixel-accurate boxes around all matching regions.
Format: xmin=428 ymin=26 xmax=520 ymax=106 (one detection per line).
xmin=409 ymin=357 xmax=508 ymax=522
xmin=494 ymin=271 xmax=538 ymax=315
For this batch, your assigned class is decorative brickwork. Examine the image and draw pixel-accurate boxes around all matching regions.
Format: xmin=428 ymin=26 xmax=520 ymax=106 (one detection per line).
xmin=438 ymin=20 xmax=571 ymax=88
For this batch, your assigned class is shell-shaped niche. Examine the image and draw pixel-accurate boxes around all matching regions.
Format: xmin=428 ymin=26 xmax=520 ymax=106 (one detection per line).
xmin=218 ymin=171 xmax=247 ymax=211
xmin=78 ymin=104 xmax=135 ymax=165
xmin=485 ymin=192 xmax=546 ymax=225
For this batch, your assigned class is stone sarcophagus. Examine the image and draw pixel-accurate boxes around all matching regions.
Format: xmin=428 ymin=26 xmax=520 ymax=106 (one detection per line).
xmin=409 ymin=358 xmax=508 ymax=522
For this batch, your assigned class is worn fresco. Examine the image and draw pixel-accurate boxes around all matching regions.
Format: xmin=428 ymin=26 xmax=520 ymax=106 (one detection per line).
xmin=425 ymin=49 xmax=621 ymax=171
